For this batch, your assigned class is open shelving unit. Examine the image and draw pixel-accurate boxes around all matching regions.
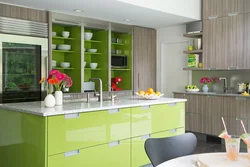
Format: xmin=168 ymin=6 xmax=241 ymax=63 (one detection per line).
xmin=111 ymin=31 xmax=132 ymax=91
xmin=84 ymin=28 xmax=109 ymax=91
xmin=183 ymin=32 xmax=203 ymax=71
xmin=52 ymin=24 xmax=81 ymax=92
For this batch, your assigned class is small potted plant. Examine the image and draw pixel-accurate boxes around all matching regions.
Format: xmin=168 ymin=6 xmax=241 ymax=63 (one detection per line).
xmin=200 ymin=77 xmax=211 ymax=92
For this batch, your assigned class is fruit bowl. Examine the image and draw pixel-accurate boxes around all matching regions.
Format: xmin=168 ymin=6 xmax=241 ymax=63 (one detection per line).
xmin=185 ymin=89 xmax=199 ymax=92
xmin=135 ymin=92 xmax=164 ymax=100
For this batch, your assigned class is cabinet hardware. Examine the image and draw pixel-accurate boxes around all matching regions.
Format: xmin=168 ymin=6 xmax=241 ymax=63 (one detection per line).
xmin=208 ymin=15 xmax=218 ymax=19
xmin=108 ymin=141 xmax=120 ymax=147
xmin=228 ymin=12 xmax=238 ymax=17
xmin=141 ymin=105 xmax=150 ymax=109
xmin=208 ymin=68 xmax=217 ymax=70
xmin=236 ymin=97 xmax=246 ymax=100
xmin=141 ymin=134 xmax=151 ymax=140
xmin=169 ymin=129 xmax=177 ymax=134
xmin=64 ymin=150 xmax=80 ymax=157
xmin=108 ymin=108 xmax=120 ymax=114
xmin=65 ymin=113 xmax=80 ymax=119
xmin=168 ymin=103 xmax=177 ymax=106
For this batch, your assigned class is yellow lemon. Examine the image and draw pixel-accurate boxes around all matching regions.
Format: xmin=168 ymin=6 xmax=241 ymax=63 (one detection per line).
xmin=138 ymin=90 xmax=145 ymax=95
xmin=156 ymin=92 xmax=161 ymax=96
xmin=147 ymin=88 xmax=154 ymax=94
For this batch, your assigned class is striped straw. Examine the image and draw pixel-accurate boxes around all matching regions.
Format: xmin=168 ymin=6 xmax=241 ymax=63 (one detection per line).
xmin=221 ymin=117 xmax=228 ymax=132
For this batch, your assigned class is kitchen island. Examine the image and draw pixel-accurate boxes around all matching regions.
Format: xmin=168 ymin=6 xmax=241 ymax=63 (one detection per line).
xmin=0 ymin=96 xmax=186 ymax=167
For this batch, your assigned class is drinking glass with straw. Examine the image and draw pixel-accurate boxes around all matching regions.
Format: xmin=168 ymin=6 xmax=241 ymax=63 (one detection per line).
xmin=237 ymin=118 xmax=250 ymax=162
xmin=221 ymin=117 xmax=240 ymax=161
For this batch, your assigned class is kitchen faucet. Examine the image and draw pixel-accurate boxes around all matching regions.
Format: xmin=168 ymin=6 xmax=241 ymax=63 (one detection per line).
xmin=219 ymin=77 xmax=228 ymax=93
xmin=89 ymin=78 xmax=103 ymax=102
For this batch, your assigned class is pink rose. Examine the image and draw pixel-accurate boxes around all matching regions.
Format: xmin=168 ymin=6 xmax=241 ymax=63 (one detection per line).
xmin=49 ymin=70 xmax=60 ymax=76
xmin=64 ymin=76 xmax=73 ymax=87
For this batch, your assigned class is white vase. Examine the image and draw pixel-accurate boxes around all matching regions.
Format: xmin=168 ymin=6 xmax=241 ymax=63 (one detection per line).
xmin=44 ymin=94 xmax=55 ymax=108
xmin=55 ymin=91 xmax=63 ymax=106
xmin=202 ymin=84 xmax=209 ymax=92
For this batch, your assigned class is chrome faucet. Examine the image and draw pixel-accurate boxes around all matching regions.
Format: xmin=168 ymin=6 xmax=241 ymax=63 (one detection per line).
xmin=89 ymin=78 xmax=103 ymax=102
xmin=107 ymin=84 xmax=117 ymax=101
xmin=219 ymin=77 xmax=228 ymax=93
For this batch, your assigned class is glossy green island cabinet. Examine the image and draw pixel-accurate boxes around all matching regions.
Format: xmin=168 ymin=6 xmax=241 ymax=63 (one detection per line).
xmin=0 ymin=102 xmax=185 ymax=167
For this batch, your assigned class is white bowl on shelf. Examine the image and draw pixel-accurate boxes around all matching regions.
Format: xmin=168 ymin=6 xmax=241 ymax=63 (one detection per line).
xmin=89 ymin=63 xmax=98 ymax=69
xmin=84 ymin=32 xmax=93 ymax=40
xmin=62 ymin=31 xmax=70 ymax=38
xmin=57 ymin=44 xmax=71 ymax=51
xmin=87 ymin=49 xmax=97 ymax=53
xmin=52 ymin=44 xmax=57 ymax=50
xmin=52 ymin=60 xmax=57 ymax=67
xmin=83 ymin=61 xmax=86 ymax=67
xmin=52 ymin=32 xmax=57 ymax=37
xmin=185 ymin=89 xmax=199 ymax=92
xmin=60 ymin=62 xmax=70 ymax=68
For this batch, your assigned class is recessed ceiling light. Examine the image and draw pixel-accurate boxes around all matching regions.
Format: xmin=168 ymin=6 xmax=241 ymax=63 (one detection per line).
xmin=74 ymin=9 xmax=84 ymax=13
xmin=124 ymin=19 xmax=131 ymax=22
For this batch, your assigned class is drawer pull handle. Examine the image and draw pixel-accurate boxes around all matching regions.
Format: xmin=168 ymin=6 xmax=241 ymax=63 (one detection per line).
xmin=208 ymin=15 xmax=218 ymax=19
xmin=141 ymin=134 xmax=151 ymax=140
xmin=169 ymin=129 xmax=177 ymax=134
xmin=108 ymin=108 xmax=120 ymax=114
xmin=64 ymin=150 xmax=80 ymax=157
xmin=168 ymin=103 xmax=176 ymax=106
xmin=65 ymin=113 xmax=80 ymax=119
xmin=141 ymin=105 xmax=150 ymax=109
xmin=236 ymin=97 xmax=246 ymax=100
xmin=228 ymin=12 xmax=238 ymax=17
xmin=108 ymin=141 xmax=120 ymax=147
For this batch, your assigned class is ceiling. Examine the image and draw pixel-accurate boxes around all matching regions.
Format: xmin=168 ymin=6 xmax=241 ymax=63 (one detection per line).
xmin=0 ymin=0 xmax=200 ymax=28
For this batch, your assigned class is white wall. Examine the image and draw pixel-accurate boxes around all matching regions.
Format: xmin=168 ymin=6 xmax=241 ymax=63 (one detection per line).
xmin=117 ymin=0 xmax=201 ymax=20
xmin=157 ymin=25 xmax=192 ymax=97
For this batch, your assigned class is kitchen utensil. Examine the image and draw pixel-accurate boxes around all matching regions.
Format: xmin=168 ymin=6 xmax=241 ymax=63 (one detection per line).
xmin=60 ymin=62 xmax=70 ymax=68
xmin=57 ymin=44 xmax=71 ymax=51
xmin=62 ymin=31 xmax=70 ymax=38
xmin=84 ymin=81 xmax=95 ymax=92
xmin=84 ymin=32 xmax=93 ymax=40
xmin=52 ymin=44 xmax=57 ymax=50
xmin=194 ymin=38 xmax=202 ymax=50
xmin=89 ymin=63 xmax=98 ymax=69
xmin=52 ymin=32 xmax=57 ymax=37
xmin=87 ymin=49 xmax=97 ymax=53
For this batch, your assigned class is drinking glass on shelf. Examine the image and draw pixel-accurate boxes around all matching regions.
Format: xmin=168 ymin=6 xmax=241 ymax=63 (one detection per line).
xmin=225 ymin=136 xmax=240 ymax=161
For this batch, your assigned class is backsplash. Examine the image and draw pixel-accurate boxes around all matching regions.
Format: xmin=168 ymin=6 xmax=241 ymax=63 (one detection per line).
xmin=192 ymin=71 xmax=250 ymax=93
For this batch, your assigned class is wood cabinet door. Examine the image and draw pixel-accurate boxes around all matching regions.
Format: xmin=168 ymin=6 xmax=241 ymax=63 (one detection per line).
xmin=244 ymin=0 xmax=250 ymax=13
xmin=244 ymin=13 xmax=250 ymax=69
xmin=224 ymin=14 xmax=244 ymax=69
xmin=203 ymin=18 xmax=226 ymax=69
xmin=133 ymin=26 xmax=156 ymax=91
xmin=223 ymin=0 xmax=244 ymax=16
xmin=203 ymin=0 xmax=223 ymax=20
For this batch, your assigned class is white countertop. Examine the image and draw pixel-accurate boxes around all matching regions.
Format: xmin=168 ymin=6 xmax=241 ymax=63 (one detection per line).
xmin=0 ymin=96 xmax=186 ymax=117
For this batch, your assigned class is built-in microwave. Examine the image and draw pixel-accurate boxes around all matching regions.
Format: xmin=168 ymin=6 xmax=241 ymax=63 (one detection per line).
xmin=111 ymin=55 xmax=127 ymax=68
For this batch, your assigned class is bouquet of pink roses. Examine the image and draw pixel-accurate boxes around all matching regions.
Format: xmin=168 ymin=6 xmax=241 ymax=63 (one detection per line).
xmin=200 ymin=77 xmax=211 ymax=84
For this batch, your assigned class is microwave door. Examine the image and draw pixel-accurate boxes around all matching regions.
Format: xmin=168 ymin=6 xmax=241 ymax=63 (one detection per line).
xmin=0 ymin=34 xmax=48 ymax=103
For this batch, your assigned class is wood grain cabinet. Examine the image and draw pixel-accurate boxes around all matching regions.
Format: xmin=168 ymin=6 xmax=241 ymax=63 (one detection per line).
xmin=203 ymin=14 xmax=244 ymax=69
xmin=203 ymin=0 xmax=223 ymax=20
xmin=244 ymin=0 xmax=250 ymax=13
xmin=133 ymin=26 xmax=156 ymax=91
xmin=223 ymin=0 xmax=244 ymax=16
xmin=244 ymin=13 xmax=250 ymax=69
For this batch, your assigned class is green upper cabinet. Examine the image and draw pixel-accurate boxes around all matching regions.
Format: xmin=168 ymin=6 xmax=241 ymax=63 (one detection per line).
xmin=52 ymin=24 xmax=82 ymax=92
xmin=111 ymin=32 xmax=132 ymax=91
xmin=84 ymin=29 xmax=109 ymax=91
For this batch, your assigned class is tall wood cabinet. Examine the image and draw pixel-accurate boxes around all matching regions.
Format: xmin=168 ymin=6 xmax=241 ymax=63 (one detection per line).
xmin=133 ymin=26 xmax=156 ymax=91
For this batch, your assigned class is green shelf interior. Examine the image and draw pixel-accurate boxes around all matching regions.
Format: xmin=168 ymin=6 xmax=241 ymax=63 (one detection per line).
xmin=52 ymin=50 xmax=74 ymax=53
xmin=84 ymin=52 xmax=101 ymax=55
xmin=52 ymin=24 xmax=81 ymax=92
xmin=52 ymin=36 xmax=74 ymax=40
xmin=111 ymin=32 xmax=132 ymax=91
xmin=84 ymin=29 xmax=109 ymax=91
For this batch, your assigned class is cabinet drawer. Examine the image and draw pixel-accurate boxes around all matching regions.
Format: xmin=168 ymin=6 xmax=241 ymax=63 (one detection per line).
xmin=48 ymin=139 xmax=130 ymax=167
xmin=131 ymin=103 xmax=185 ymax=137
xmin=48 ymin=108 xmax=131 ymax=155
xmin=131 ymin=128 xmax=185 ymax=167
